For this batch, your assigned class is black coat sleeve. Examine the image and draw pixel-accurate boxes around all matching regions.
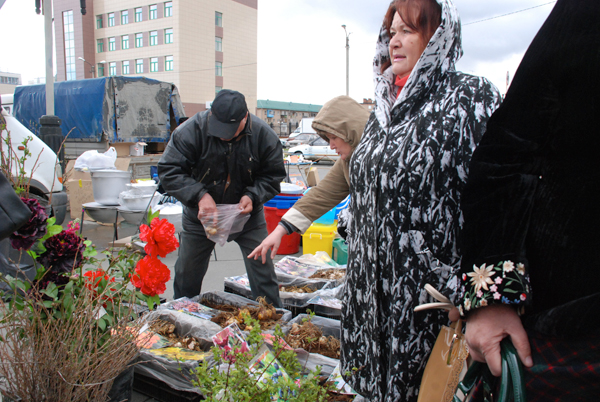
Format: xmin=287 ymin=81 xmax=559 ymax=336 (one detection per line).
xmin=242 ymin=117 xmax=286 ymax=206
xmin=157 ymin=114 xmax=208 ymax=209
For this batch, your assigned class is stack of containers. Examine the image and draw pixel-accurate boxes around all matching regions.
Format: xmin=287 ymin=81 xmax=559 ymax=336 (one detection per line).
xmin=301 ymin=195 xmax=351 ymax=258
xmin=264 ymin=183 xmax=304 ymax=255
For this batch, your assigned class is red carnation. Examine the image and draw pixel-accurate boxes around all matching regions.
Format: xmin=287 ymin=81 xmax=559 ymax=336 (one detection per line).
xmin=132 ymin=255 xmax=171 ymax=297
xmin=139 ymin=218 xmax=179 ymax=258
xmin=83 ymin=269 xmax=115 ymax=291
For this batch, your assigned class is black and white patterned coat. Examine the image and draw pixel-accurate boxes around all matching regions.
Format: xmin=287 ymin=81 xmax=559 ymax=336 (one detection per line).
xmin=341 ymin=1 xmax=501 ymax=400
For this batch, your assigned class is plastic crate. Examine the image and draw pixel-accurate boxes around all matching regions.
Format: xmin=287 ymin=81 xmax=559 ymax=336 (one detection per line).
xmin=332 ymin=238 xmax=348 ymax=265
xmin=133 ymin=373 xmax=202 ymax=402
xmin=302 ymin=222 xmax=336 ymax=257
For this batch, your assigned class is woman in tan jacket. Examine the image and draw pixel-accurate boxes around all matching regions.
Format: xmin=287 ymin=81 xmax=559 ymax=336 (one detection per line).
xmin=248 ymin=95 xmax=370 ymax=263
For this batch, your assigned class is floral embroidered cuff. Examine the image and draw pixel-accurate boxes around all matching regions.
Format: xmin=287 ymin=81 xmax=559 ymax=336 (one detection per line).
xmin=458 ymin=260 xmax=531 ymax=318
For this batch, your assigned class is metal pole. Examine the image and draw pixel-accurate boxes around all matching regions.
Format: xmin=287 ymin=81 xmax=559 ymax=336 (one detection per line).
xmin=44 ymin=0 xmax=54 ymax=115
xmin=346 ymin=34 xmax=349 ymax=96
xmin=342 ymin=25 xmax=350 ymax=97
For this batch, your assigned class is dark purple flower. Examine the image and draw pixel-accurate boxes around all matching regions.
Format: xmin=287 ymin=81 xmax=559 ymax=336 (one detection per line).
xmin=10 ymin=198 xmax=48 ymax=250
xmin=36 ymin=230 xmax=86 ymax=274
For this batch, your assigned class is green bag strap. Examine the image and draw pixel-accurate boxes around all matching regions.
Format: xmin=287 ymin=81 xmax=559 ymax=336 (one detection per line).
xmin=453 ymin=338 xmax=527 ymax=402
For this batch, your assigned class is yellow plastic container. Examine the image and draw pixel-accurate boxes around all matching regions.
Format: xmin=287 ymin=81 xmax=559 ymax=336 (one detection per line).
xmin=302 ymin=222 xmax=337 ymax=257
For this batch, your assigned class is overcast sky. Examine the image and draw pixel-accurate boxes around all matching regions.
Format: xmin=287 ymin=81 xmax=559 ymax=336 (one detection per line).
xmin=0 ymin=0 xmax=556 ymax=105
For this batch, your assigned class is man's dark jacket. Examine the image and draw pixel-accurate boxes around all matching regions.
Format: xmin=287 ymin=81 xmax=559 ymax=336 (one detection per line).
xmin=157 ymin=111 xmax=285 ymax=226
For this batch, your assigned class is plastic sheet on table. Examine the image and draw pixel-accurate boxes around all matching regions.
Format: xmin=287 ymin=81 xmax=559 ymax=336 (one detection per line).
xmin=297 ymin=251 xmax=342 ymax=268
xmin=135 ymin=309 xmax=222 ymax=396
xmin=274 ymin=256 xmax=323 ymax=277
xmin=158 ymin=296 xmax=220 ymax=320
xmin=281 ymin=314 xmax=341 ymax=377
xmin=223 ymin=275 xmax=253 ymax=299
xmin=197 ymin=290 xmax=293 ymax=324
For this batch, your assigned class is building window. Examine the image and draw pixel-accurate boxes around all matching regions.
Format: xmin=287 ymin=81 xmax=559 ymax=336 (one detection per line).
xmin=164 ymin=2 xmax=172 ymax=17
xmin=135 ymin=33 xmax=143 ymax=48
xmin=63 ymin=10 xmax=76 ymax=81
xmin=136 ymin=59 xmax=143 ymax=74
xmin=96 ymin=15 xmax=103 ymax=29
xmin=122 ymin=35 xmax=129 ymax=49
xmin=98 ymin=64 xmax=105 ymax=77
xmin=216 ymin=86 xmax=222 ymax=97
xmin=149 ymin=5 xmax=157 ymax=20
xmin=108 ymin=13 xmax=115 ymax=27
xmin=165 ymin=55 xmax=173 ymax=71
xmin=215 ymin=61 xmax=222 ymax=76
xmin=97 ymin=39 xmax=104 ymax=53
xmin=122 ymin=61 xmax=130 ymax=75
xmin=150 ymin=58 xmax=158 ymax=72
xmin=164 ymin=28 xmax=173 ymax=44
xmin=109 ymin=62 xmax=117 ymax=76
xmin=215 ymin=12 xmax=222 ymax=27
xmin=150 ymin=31 xmax=158 ymax=46
xmin=215 ymin=37 xmax=222 ymax=52
xmin=108 ymin=37 xmax=116 ymax=51
xmin=135 ymin=7 xmax=142 ymax=22
xmin=121 ymin=10 xmax=128 ymax=25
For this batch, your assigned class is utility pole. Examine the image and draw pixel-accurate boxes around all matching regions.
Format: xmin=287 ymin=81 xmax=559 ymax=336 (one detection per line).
xmin=342 ymin=25 xmax=350 ymax=97
xmin=43 ymin=0 xmax=54 ymax=115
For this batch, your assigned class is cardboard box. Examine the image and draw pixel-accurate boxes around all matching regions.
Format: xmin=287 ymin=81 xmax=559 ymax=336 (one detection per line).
xmin=306 ymin=167 xmax=320 ymax=187
xmin=111 ymin=143 xmax=131 ymax=158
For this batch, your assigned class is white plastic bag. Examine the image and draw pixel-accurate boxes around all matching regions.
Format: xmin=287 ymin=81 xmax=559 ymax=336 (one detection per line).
xmin=201 ymin=204 xmax=250 ymax=246
xmin=74 ymin=147 xmax=117 ymax=171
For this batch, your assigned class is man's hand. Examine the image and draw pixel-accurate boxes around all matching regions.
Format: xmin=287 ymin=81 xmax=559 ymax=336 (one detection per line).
xmin=465 ymin=304 xmax=533 ymax=376
xmin=198 ymin=193 xmax=218 ymax=226
xmin=248 ymin=225 xmax=286 ymax=264
xmin=239 ymin=195 xmax=253 ymax=214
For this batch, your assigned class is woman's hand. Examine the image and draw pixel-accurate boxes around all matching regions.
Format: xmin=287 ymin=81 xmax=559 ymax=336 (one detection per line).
xmin=248 ymin=225 xmax=287 ymax=264
xmin=465 ymin=304 xmax=533 ymax=376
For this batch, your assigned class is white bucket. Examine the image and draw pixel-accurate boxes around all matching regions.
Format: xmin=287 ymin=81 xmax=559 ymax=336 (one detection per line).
xmin=90 ymin=169 xmax=131 ymax=205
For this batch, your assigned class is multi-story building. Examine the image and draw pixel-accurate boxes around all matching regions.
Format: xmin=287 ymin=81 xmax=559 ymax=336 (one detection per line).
xmin=255 ymin=100 xmax=322 ymax=136
xmin=0 ymin=72 xmax=22 ymax=95
xmin=52 ymin=0 xmax=258 ymax=116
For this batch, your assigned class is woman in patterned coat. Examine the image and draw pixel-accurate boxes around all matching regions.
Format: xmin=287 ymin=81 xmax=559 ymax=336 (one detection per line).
xmin=341 ymin=0 xmax=501 ymax=400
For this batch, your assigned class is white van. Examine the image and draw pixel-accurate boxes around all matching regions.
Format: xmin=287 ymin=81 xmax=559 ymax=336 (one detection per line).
xmin=1 ymin=107 xmax=67 ymax=225
xmin=1 ymin=94 xmax=13 ymax=115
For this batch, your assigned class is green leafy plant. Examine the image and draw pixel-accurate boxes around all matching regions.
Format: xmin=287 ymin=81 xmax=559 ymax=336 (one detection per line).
xmin=191 ymin=314 xmax=335 ymax=402
xmin=0 ymin=119 xmax=177 ymax=400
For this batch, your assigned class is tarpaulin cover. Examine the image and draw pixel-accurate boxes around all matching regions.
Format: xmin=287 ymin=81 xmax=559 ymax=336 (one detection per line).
xmin=13 ymin=76 xmax=186 ymax=143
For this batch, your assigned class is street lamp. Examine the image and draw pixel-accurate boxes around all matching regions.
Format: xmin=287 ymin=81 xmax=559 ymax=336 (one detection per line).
xmin=341 ymin=25 xmax=351 ymax=96
xmin=78 ymin=57 xmax=95 ymax=78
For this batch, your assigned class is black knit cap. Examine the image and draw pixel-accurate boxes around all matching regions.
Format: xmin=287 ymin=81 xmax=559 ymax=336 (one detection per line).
xmin=208 ymin=89 xmax=248 ymax=140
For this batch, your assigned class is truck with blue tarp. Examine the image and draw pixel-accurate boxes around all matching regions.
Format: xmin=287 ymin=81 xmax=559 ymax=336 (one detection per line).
xmin=12 ymin=76 xmax=186 ymax=159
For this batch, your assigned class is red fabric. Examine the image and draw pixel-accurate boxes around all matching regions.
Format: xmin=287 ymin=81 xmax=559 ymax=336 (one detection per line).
xmin=395 ymin=75 xmax=410 ymax=99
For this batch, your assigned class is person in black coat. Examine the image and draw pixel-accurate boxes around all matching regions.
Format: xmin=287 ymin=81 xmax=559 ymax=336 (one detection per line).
xmin=457 ymin=0 xmax=600 ymax=398
xmin=158 ymin=90 xmax=285 ymax=307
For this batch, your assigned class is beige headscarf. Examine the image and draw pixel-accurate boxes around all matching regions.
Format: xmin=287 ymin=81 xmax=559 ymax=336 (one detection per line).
xmin=311 ymin=95 xmax=370 ymax=150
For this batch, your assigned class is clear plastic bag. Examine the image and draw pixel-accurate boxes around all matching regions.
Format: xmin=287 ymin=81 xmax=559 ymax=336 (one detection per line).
xmin=201 ymin=204 xmax=250 ymax=246
xmin=73 ymin=147 xmax=117 ymax=171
